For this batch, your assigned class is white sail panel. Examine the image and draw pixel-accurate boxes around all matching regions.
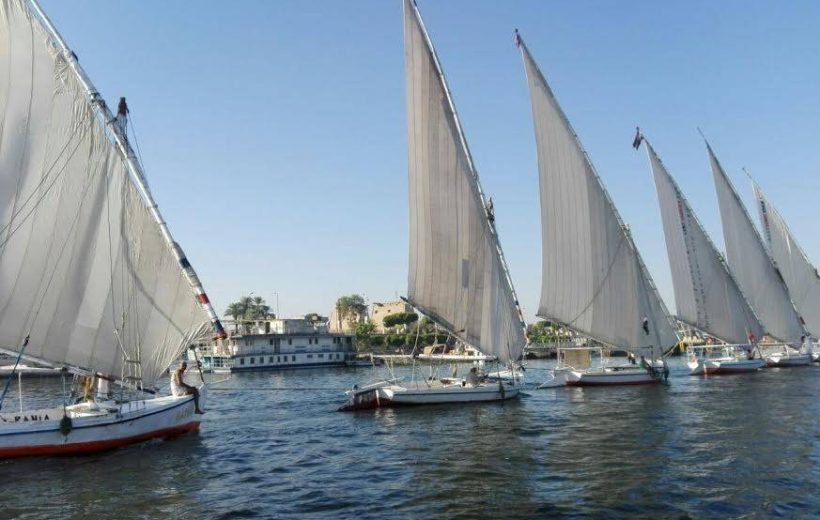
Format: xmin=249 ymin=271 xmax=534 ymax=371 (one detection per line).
xmin=0 ymin=0 xmax=210 ymax=385
xmin=754 ymin=184 xmax=820 ymax=337
xmin=708 ymin=144 xmax=804 ymax=344
xmin=518 ymin=38 xmax=677 ymax=354
xmin=646 ymin=141 xmax=763 ymax=344
xmin=404 ymin=0 xmax=526 ymax=364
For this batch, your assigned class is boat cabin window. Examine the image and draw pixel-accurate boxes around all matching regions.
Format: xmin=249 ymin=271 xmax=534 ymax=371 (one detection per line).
xmin=291 ymin=355 xmax=296 ymax=361
xmin=240 ymin=358 xmax=245 ymax=365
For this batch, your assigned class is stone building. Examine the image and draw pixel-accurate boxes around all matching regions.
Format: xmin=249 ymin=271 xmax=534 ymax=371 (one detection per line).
xmin=370 ymin=300 xmax=413 ymax=333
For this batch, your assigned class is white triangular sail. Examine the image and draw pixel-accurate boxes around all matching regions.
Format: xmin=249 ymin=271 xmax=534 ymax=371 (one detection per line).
xmin=753 ymin=183 xmax=820 ymax=337
xmin=0 ymin=0 xmax=224 ymax=386
xmin=707 ymin=143 xmax=804 ymax=344
xmin=403 ymin=0 xmax=526 ymax=365
xmin=644 ymin=140 xmax=763 ymax=344
xmin=517 ymin=35 xmax=677 ymax=356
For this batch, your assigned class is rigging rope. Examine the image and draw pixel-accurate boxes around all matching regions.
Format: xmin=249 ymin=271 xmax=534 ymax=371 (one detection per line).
xmin=563 ymin=233 xmax=629 ymax=328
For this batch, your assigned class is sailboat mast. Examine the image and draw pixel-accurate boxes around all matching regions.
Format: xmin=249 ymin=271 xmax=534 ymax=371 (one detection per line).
xmin=26 ymin=0 xmax=227 ymax=340
xmin=406 ymin=1 xmax=528 ymax=348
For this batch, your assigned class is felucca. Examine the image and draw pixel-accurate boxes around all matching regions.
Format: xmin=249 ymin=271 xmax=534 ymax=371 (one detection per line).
xmin=0 ymin=0 xmax=227 ymax=456
xmin=516 ymin=33 xmax=677 ymax=387
xmin=752 ymin=182 xmax=820 ymax=361
xmin=639 ymin=134 xmax=764 ymax=375
xmin=707 ymin=142 xmax=810 ymax=366
xmin=340 ymin=0 xmax=527 ymax=410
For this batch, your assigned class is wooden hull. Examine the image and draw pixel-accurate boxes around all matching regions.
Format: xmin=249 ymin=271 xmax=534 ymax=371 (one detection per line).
xmin=0 ymin=389 xmax=203 ymax=458
xmin=339 ymin=381 xmax=518 ymax=411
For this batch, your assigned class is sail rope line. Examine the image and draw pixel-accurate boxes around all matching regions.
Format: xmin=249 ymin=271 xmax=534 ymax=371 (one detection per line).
xmin=562 ymin=232 xmax=629 ymax=329
xmin=0 ymin=148 xmax=102 ymax=409
xmin=127 ymin=114 xmax=147 ymax=174
xmin=0 ymin=14 xmax=37 ymax=260
xmin=0 ymin=120 xmax=86 ymax=249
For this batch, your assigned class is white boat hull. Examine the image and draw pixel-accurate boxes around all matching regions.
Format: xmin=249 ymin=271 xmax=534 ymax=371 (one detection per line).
xmin=485 ymin=369 xmax=523 ymax=382
xmin=765 ymin=353 xmax=812 ymax=367
xmin=339 ymin=380 xmax=517 ymax=411
xmin=565 ymin=367 xmax=660 ymax=386
xmin=538 ymin=369 xmax=571 ymax=388
xmin=0 ymin=388 xmax=203 ymax=458
xmin=0 ymin=364 xmax=62 ymax=377
xmin=688 ymin=357 xmax=764 ymax=375
xmin=416 ymin=354 xmax=497 ymax=362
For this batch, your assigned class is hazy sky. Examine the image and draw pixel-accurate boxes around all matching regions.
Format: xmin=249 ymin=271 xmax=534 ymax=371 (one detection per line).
xmin=38 ymin=0 xmax=820 ymax=322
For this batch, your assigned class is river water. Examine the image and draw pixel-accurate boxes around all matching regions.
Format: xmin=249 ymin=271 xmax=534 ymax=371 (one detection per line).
xmin=2 ymin=359 xmax=819 ymax=519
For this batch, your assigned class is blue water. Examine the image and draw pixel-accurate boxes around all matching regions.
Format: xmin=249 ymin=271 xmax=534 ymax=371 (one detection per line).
xmin=2 ymin=360 xmax=820 ymax=519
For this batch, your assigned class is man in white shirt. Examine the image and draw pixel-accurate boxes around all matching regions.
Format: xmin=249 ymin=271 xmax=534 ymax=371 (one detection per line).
xmin=171 ymin=361 xmax=204 ymax=414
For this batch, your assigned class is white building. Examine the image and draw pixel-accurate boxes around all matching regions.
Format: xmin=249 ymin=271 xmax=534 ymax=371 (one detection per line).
xmin=191 ymin=316 xmax=355 ymax=372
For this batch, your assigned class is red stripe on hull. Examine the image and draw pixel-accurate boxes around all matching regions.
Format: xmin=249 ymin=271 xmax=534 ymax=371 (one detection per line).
xmin=0 ymin=421 xmax=200 ymax=458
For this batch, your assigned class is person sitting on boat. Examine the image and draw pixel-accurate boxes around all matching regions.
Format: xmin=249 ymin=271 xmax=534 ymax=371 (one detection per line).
xmin=802 ymin=335 xmax=814 ymax=355
xmin=465 ymin=367 xmax=481 ymax=387
xmin=171 ymin=361 xmax=204 ymax=414
xmin=485 ymin=197 xmax=495 ymax=223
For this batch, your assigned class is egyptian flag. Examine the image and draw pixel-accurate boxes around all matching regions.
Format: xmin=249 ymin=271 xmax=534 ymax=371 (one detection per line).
xmin=632 ymin=127 xmax=643 ymax=149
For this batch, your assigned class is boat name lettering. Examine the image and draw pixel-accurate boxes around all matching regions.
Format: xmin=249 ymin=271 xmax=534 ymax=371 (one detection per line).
xmin=0 ymin=414 xmax=50 ymax=423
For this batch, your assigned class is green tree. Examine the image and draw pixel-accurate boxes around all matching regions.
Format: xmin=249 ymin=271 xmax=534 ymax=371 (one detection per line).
xmin=335 ymin=294 xmax=367 ymax=328
xmin=354 ymin=321 xmax=375 ymax=348
xmin=225 ymin=295 xmax=272 ymax=321
xmin=383 ymin=312 xmax=419 ymax=328
xmin=527 ymin=320 xmax=556 ymax=343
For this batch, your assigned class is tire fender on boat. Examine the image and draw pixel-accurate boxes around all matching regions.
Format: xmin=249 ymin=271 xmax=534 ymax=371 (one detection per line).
xmin=59 ymin=415 xmax=72 ymax=436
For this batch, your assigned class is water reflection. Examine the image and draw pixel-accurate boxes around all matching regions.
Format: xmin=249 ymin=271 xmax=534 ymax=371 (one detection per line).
xmin=2 ymin=360 xmax=820 ymax=518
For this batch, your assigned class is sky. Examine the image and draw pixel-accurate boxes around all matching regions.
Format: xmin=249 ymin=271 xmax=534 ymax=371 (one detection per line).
xmin=38 ymin=0 xmax=820 ymax=323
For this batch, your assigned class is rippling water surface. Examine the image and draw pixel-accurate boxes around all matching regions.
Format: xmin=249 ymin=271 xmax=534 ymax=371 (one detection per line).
xmin=3 ymin=360 xmax=820 ymax=519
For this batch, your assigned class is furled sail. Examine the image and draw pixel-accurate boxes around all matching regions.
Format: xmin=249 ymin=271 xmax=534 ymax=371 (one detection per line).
xmin=644 ymin=139 xmax=763 ymax=344
xmin=707 ymin=143 xmax=804 ymax=344
xmin=0 ymin=0 xmax=222 ymax=386
xmin=517 ymin=34 xmax=677 ymax=355
xmin=403 ymin=0 xmax=526 ymax=364
xmin=753 ymin=183 xmax=820 ymax=337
